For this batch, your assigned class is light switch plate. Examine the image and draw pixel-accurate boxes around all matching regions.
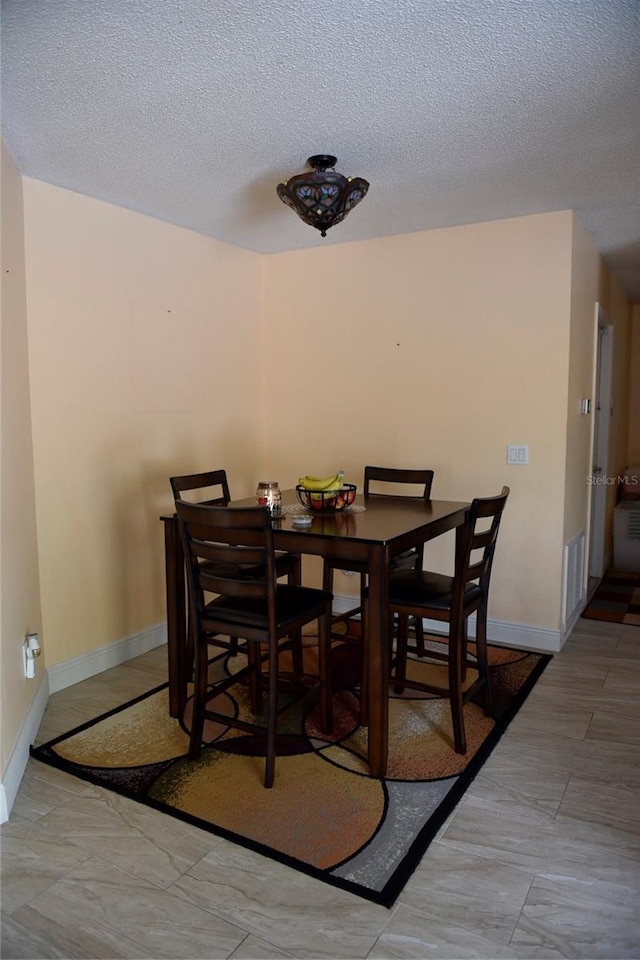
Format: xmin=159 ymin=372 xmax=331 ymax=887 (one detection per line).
xmin=507 ymin=444 xmax=529 ymax=465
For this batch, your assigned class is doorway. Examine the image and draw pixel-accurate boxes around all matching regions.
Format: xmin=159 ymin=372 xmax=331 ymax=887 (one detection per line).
xmin=588 ymin=304 xmax=613 ymax=592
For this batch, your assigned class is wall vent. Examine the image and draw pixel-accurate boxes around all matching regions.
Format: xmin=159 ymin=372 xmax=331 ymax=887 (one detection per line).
xmin=563 ymin=529 xmax=586 ymax=625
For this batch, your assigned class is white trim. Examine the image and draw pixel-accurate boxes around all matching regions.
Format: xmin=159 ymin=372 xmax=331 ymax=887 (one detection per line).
xmin=333 ymin=592 xmax=565 ymax=654
xmin=478 ymin=617 xmax=564 ymax=654
xmin=47 ymin=622 xmax=167 ymax=694
xmin=0 ymin=675 xmax=49 ymax=823
xmin=562 ymin=529 xmax=586 ymax=628
xmin=561 ymin=599 xmax=588 ymax=645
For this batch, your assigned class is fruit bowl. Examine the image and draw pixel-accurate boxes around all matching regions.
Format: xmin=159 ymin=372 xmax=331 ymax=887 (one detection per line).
xmin=295 ymin=483 xmax=357 ymax=513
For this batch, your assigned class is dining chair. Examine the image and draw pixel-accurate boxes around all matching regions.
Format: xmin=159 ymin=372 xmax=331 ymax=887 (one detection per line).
xmin=175 ymin=500 xmax=333 ymax=788
xmin=384 ymin=485 xmax=510 ymax=754
xmin=170 ymin=469 xmax=303 ymax=674
xmin=323 ymin=466 xmax=435 ymax=722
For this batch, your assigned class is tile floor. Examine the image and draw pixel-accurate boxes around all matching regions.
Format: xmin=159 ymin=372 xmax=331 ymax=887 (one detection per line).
xmin=1 ymin=618 xmax=639 ymax=959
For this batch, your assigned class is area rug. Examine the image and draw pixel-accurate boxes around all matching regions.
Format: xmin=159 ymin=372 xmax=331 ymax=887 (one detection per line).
xmin=581 ymin=569 xmax=640 ymax=625
xmin=31 ymin=625 xmax=549 ymax=908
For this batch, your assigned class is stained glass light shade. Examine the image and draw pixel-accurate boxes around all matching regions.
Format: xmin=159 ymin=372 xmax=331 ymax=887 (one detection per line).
xmin=277 ymin=155 xmax=369 ymax=237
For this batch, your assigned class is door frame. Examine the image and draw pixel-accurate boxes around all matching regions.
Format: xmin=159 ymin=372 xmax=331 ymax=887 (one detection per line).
xmin=588 ymin=303 xmax=613 ymax=582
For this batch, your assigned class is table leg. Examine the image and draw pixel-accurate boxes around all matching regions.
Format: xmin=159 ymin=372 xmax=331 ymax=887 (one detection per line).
xmin=163 ymin=516 xmax=187 ymax=718
xmin=366 ymin=546 xmax=389 ymax=778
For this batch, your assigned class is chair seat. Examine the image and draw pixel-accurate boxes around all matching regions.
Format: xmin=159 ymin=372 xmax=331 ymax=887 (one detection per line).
xmin=388 ymin=570 xmax=482 ymax=610
xmin=203 ymin=584 xmax=331 ymax=631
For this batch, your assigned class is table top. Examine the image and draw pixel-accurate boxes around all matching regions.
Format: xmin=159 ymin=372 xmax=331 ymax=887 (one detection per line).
xmin=162 ymin=490 xmax=470 ymax=546
xmin=233 ymin=489 xmax=470 ymax=546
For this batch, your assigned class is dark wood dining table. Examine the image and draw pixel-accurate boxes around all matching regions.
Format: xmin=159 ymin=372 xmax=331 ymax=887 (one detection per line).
xmin=161 ymin=490 xmax=470 ymax=778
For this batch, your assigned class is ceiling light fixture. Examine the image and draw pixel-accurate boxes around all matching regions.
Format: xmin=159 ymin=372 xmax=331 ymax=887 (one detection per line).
xmin=276 ymin=155 xmax=369 ymax=237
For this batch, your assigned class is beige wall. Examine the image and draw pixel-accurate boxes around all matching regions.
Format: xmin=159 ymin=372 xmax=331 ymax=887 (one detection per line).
xmin=12 ymin=182 xmax=635 ymax=663
xmin=627 ymin=305 xmax=640 ymax=463
xmin=264 ymin=212 xmax=575 ymax=630
xmin=22 ymin=179 xmax=264 ymax=668
xmin=1 ymin=144 xmax=44 ymax=772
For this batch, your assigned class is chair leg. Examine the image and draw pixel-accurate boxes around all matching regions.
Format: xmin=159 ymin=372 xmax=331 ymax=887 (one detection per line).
xmin=186 ymin=604 xmax=196 ymax=682
xmin=288 ymin=557 xmax=304 ymax=674
xmin=448 ymin=616 xmax=466 ymax=754
xmin=290 ymin=627 xmax=304 ymax=676
xmin=322 ymin=560 xmax=334 ymax=595
xmin=414 ymin=615 xmax=425 ymax=656
xmin=248 ymin=643 xmax=263 ymax=715
xmin=461 ymin=620 xmax=468 ymax=683
xmin=188 ymin=634 xmax=208 ymax=760
xmin=393 ymin=614 xmax=409 ymax=695
xmin=289 ymin=554 xmax=302 ymax=587
xmin=474 ymin=605 xmax=494 ymax=718
xmin=264 ymin=641 xmax=279 ymax=788
xmin=318 ymin=609 xmax=333 ymax=734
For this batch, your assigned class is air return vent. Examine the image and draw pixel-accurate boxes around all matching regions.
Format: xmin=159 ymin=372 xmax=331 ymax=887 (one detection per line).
xmin=563 ymin=529 xmax=585 ymax=625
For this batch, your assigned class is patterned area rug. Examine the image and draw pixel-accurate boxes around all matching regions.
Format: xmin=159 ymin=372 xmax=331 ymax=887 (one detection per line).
xmin=582 ymin=569 xmax=640 ymax=625
xmin=31 ymin=625 xmax=549 ymax=907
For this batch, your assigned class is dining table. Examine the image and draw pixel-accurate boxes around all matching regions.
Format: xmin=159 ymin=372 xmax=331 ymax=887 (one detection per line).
xmin=161 ymin=489 xmax=470 ymax=778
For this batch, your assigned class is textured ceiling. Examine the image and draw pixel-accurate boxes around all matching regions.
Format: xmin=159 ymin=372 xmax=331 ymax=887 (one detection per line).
xmin=2 ymin=0 xmax=640 ymax=301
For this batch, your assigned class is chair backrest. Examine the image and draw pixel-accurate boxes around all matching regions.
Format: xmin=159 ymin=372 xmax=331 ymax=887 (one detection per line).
xmin=454 ymin=486 xmax=510 ymax=605
xmin=175 ymin=500 xmax=276 ymax=621
xmin=170 ymin=469 xmax=231 ymax=506
xmin=364 ymin=466 xmax=434 ymax=500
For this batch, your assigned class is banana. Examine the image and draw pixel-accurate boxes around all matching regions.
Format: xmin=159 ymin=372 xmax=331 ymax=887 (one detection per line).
xmin=298 ymin=471 xmax=343 ymax=491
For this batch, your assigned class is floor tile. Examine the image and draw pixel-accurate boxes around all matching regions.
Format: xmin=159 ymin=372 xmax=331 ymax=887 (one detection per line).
xmin=10 ymin=856 xmax=247 ymax=959
xmin=0 ymin=821 xmax=91 ymax=914
xmin=510 ymin=873 xmax=640 ymax=959
xmin=556 ymin=775 xmax=640 ymax=836
xmin=586 ymin=709 xmax=640 ymax=746
xmin=397 ymin=840 xmax=535 ymax=944
xmin=31 ymin=790 xmax=222 ymax=888
xmin=228 ymin=934 xmax=298 ymax=958
xmin=368 ymin=903 xmax=558 ymax=959
xmin=171 ymin=840 xmax=388 ymax=958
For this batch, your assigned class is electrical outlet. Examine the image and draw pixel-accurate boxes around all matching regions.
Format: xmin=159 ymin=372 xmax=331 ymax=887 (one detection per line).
xmin=23 ymin=632 xmax=41 ymax=679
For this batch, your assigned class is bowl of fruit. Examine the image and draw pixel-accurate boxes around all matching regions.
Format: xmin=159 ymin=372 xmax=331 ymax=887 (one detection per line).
xmin=296 ymin=473 xmax=357 ymax=513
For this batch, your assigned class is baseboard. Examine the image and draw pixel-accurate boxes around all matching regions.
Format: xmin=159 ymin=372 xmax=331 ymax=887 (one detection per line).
xmin=0 ymin=674 xmax=49 ymax=823
xmin=1 ymin=623 xmax=167 ymax=822
xmin=47 ymin=622 xmax=167 ymax=694
xmin=479 ymin=617 xmax=564 ymax=654
xmin=333 ymin=593 xmax=565 ymax=654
